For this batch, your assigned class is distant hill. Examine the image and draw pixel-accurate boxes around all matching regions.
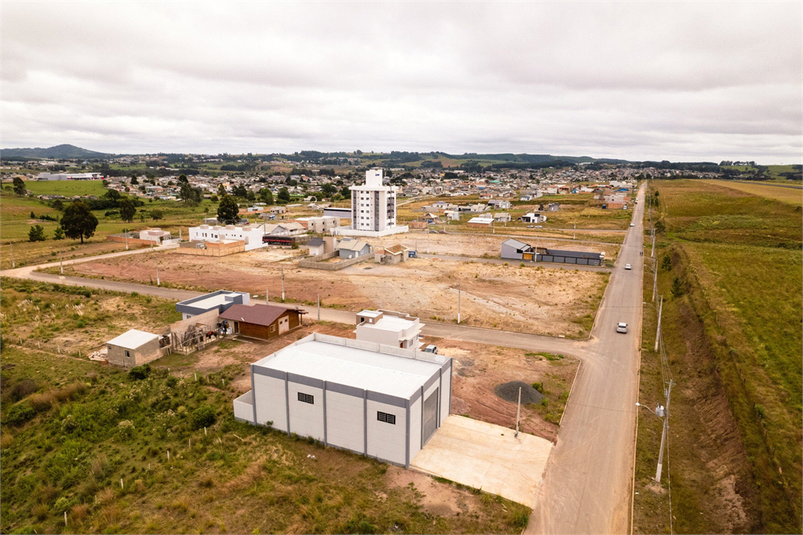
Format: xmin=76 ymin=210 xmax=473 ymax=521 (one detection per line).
xmin=0 ymin=144 xmax=111 ymax=159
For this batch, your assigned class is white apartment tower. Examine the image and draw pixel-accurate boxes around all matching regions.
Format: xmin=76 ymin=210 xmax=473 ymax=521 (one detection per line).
xmin=350 ymin=169 xmax=397 ymax=232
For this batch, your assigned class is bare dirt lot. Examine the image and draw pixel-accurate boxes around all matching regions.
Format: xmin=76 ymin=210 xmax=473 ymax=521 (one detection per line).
xmin=61 ymin=238 xmax=610 ymax=338
xmin=373 ymin=231 xmax=621 ymax=259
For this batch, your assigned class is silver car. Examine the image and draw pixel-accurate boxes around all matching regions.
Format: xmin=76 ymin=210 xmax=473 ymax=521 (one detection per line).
xmin=616 ymin=322 xmax=628 ymax=334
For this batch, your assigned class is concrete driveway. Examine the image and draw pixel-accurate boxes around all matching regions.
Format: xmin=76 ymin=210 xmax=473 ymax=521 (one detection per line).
xmin=410 ymin=415 xmax=553 ymax=507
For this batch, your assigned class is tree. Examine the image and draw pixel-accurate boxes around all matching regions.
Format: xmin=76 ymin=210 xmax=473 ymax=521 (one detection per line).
xmin=277 ymin=187 xmax=291 ymax=204
xmin=61 ymin=201 xmax=99 ymax=244
xmin=130 ymin=175 xmax=139 ymax=185
xmin=28 ymin=224 xmax=46 ymax=242
xmin=340 ymin=186 xmax=351 ymax=198
xmin=53 ymin=227 xmax=65 ymax=240
xmin=232 ymin=184 xmax=248 ymax=198
xmin=178 ymin=174 xmax=189 ymax=184
xmin=259 ymin=188 xmax=274 ymax=205
xmin=179 ymin=182 xmax=202 ymax=206
xmin=119 ymin=199 xmax=137 ymax=222
xmin=13 ymin=177 xmax=26 ymax=196
xmin=217 ymin=184 xmax=227 ymax=197
xmin=151 ymin=209 xmax=164 ymax=221
xmin=321 ymin=183 xmax=337 ymax=198
xmin=217 ymin=194 xmax=239 ymax=224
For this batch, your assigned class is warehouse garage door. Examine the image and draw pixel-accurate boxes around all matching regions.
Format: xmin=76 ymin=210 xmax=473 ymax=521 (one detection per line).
xmin=422 ymin=389 xmax=439 ymax=445
xmin=279 ymin=316 xmax=289 ymax=334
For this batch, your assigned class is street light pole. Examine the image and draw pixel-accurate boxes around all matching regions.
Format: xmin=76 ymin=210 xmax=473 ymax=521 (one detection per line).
xmin=655 ymin=380 xmax=674 ymax=483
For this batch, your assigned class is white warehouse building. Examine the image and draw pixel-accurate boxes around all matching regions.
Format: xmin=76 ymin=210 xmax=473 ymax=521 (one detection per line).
xmin=234 ymin=333 xmax=452 ymax=467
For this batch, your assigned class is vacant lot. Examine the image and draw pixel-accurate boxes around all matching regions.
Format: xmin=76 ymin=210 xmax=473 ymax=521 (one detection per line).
xmin=57 ymin=245 xmax=610 ymax=338
xmin=0 ymin=281 xmax=531 ymax=534
xmin=634 ymin=180 xmax=802 ymax=533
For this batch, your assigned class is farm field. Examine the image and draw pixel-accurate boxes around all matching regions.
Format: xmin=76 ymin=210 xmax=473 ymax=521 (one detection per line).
xmin=53 ymin=244 xmax=611 ymax=338
xmin=702 ymin=179 xmax=803 ymax=206
xmin=633 ymin=180 xmax=802 ymax=533
xmin=0 ymin=280 xmax=532 ymax=534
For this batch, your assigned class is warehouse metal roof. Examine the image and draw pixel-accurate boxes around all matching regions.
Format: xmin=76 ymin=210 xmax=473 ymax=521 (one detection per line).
xmin=253 ymin=334 xmax=448 ymax=400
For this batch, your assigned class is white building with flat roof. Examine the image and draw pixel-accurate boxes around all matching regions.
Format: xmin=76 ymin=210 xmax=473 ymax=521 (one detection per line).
xmin=341 ymin=169 xmax=407 ymax=237
xmin=356 ymin=310 xmax=423 ymax=349
xmin=233 ymin=333 xmax=452 ymax=467
xmin=188 ymin=224 xmax=265 ymax=251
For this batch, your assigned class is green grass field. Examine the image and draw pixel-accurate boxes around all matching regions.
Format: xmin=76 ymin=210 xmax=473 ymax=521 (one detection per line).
xmin=0 ymin=280 xmax=530 ymax=534
xmin=22 ymin=180 xmax=108 ymax=197
xmin=634 ymin=180 xmax=802 ymax=533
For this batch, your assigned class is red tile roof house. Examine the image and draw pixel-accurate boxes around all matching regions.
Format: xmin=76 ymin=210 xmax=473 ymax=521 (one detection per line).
xmin=218 ymin=304 xmax=305 ymax=340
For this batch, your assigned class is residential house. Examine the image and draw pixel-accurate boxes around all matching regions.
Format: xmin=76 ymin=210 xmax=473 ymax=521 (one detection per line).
xmin=218 ymin=304 xmax=304 ymax=340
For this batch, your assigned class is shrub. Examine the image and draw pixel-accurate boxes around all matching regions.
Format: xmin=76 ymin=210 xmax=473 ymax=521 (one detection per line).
xmin=5 ymin=400 xmax=36 ymax=426
xmin=191 ymin=405 xmax=216 ymax=429
xmin=165 ymin=375 xmax=178 ymax=388
xmin=511 ymin=509 xmax=530 ymax=529
xmin=129 ymin=364 xmax=151 ymax=380
xmin=10 ymin=379 xmax=39 ymax=401
xmin=32 ymin=503 xmax=49 ymax=520
xmin=531 ymin=382 xmax=544 ymax=394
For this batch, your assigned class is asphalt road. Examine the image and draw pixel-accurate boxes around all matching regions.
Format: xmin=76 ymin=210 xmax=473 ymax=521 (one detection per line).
xmin=526 ymin=186 xmax=645 ymax=534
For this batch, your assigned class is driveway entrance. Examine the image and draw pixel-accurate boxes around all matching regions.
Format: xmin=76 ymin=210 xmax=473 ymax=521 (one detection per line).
xmin=410 ymin=415 xmax=552 ymax=507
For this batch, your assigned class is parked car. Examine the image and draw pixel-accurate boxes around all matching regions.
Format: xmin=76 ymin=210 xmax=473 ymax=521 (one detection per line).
xmin=423 ymin=344 xmax=438 ymax=354
xmin=616 ymin=322 xmax=628 ymax=334
xmin=625 ymin=263 xmax=632 ymax=270
xmin=630 ymin=223 xmax=635 ymax=227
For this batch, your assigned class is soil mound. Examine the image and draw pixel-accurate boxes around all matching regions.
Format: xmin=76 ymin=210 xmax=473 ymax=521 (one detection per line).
xmin=494 ymin=381 xmax=544 ymax=405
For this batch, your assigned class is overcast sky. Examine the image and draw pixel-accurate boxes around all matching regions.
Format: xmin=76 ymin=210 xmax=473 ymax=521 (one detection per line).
xmin=2 ymin=1 xmax=801 ymax=163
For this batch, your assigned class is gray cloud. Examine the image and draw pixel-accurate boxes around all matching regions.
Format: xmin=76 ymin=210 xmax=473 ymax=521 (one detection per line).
xmin=2 ymin=1 xmax=801 ymax=162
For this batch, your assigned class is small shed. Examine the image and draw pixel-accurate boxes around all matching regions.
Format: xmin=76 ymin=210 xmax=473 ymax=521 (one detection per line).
xmin=218 ymin=304 xmax=304 ymax=340
xmin=305 ymin=237 xmax=326 ymax=257
xmin=107 ymin=329 xmax=163 ymax=368
xmin=375 ymin=244 xmax=408 ymax=264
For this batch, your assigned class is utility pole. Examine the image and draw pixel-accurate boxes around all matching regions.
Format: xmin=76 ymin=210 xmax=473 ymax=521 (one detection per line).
xmin=652 ymin=259 xmax=658 ymax=302
xmin=281 ymin=267 xmax=285 ymax=302
xmin=156 ymin=263 xmax=160 ymax=286
xmin=654 ymin=295 xmax=664 ymax=352
xmin=60 ymin=251 xmax=64 ymax=275
xmin=656 ymin=380 xmax=674 ymax=483
xmin=317 ymin=293 xmax=320 ymax=321
xmin=457 ymin=280 xmax=461 ymax=324
xmin=515 ymin=386 xmax=522 ymax=437
xmin=125 ymin=232 xmax=129 ymax=250
xmin=10 ymin=244 xmax=14 ymax=268
xmin=266 ymin=286 xmax=269 ymax=304
xmin=651 ymin=228 xmax=656 ymax=259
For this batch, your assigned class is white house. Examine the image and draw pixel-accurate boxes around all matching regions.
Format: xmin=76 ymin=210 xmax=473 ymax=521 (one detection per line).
xmin=355 ymin=310 xmax=423 ymax=349
xmin=189 ymin=224 xmax=266 ymax=251
xmin=233 ymin=333 xmax=452 ymax=467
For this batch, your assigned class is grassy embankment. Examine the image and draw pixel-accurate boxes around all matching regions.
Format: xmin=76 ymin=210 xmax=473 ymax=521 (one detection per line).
xmin=0 ymin=279 xmax=530 ymax=534
xmin=633 ymin=180 xmax=802 ymax=533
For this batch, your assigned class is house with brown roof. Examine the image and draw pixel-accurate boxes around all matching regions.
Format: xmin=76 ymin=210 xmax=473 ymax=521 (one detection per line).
xmin=374 ymin=244 xmax=409 ymax=264
xmin=218 ymin=304 xmax=305 ymax=340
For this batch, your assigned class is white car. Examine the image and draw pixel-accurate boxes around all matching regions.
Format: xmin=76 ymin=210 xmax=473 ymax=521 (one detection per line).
xmin=625 ymin=263 xmax=632 ymax=270
xmin=616 ymin=322 xmax=628 ymax=334
xmin=423 ymin=345 xmax=438 ymax=354
xmin=630 ymin=223 xmax=635 ymax=227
